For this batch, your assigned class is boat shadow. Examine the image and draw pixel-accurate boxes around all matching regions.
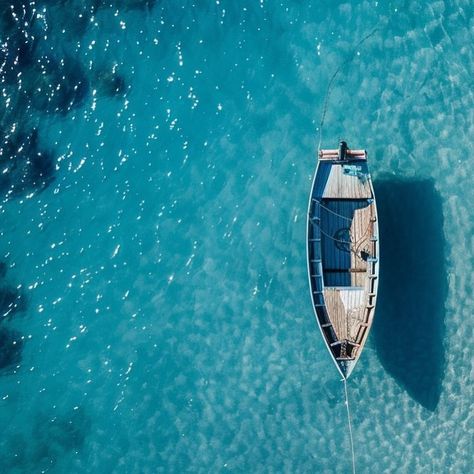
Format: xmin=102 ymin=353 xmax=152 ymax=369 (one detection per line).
xmin=372 ymin=178 xmax=448 ymax=411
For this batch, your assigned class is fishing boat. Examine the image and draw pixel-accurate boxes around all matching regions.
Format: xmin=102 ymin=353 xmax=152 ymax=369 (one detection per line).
xmin=307 ymin=141 xmax=379 ymax=379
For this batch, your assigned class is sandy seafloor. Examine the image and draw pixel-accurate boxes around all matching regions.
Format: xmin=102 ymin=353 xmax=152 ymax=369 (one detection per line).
xmin=0 ymin=1 xmax=472 ymax=472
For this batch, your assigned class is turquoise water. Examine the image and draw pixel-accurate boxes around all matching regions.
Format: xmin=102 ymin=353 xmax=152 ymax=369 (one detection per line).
xmin=0 ymin=1 xmax=472 ymax=472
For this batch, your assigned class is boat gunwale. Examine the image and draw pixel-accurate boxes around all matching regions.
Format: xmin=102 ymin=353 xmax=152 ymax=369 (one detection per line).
xmin=306 ymin=155 xmax=345 ymax=379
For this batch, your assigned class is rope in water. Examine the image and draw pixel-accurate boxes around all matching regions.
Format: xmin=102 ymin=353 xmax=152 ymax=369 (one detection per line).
xmin=314 ymin=22 xmax=385 ymax=474
xmin=343 ymin=378 xmax=356 ymax=474
xmin=317 ymin=25 xmax=381 ymax=153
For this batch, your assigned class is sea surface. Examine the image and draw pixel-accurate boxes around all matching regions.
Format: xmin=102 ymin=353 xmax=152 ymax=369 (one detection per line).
xmin=0 ymin=1 xmax=472 ymax=472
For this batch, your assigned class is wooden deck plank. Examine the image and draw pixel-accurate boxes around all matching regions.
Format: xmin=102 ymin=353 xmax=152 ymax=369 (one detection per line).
xmin=323 ymin=288 xmax=368 ymax=342
xmin=322 ymin=164 xmax=372 ymax=199
xmin=323 ymin=288 xmax=346 ymax=340
xmin=350 ymin=205 xmax=374 ymax=285
xmin=319 ymin=197 xmax=378 ymax=345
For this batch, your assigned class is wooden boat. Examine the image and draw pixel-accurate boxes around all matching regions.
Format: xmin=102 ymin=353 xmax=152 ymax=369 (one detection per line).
xmin=306 ymin=141 xmax=379 ymax=379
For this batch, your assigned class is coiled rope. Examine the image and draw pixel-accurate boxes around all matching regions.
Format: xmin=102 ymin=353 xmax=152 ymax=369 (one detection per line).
xmin=310 ymin=203 xmax=374 ymax=262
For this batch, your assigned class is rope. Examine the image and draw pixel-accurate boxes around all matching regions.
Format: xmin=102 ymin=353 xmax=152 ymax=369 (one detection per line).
xmin=309 ymin=205 xmax=375 ymax=262
xmin=313 ymin=199 xmax=354 ymax=222
xmin=343 ymin=378 xmax=356 ymax=474
xmin=317 ymin=25 xmax=381 ymax=152
xmin=310 ymin=217 xmax=352 ymax=245
xmin=313 ymin=18 xmax=390 ymax=474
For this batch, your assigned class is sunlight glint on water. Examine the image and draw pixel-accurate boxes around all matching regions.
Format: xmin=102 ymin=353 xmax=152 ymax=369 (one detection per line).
xmin=0 ymin=1 xmax=472 ymax=472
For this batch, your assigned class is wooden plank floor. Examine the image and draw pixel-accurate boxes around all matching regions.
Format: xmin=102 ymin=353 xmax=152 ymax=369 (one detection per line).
xmin=319 ymin=199 xmax=377 ymax=345
xmin=323 ymin=288 xmax=366 ymax=341
xmin=322 ymin=163 xmax=372 ymax=199
xmin=350 ymin=205 xmax=376 ymax=286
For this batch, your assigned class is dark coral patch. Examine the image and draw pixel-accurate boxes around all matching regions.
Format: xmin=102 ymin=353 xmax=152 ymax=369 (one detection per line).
xmin=95 ymin=0 xmax=157 ymax=11
xmin=43 ymin=0 xmax=97 ymax=39
xmin=1 ymin=408 xmax=91 ymax=471
xmin=0 ymin=261 xmax=27 ymax=321
xmin=0 ymin=285 xmax=27 ymax=322
xmin=0 ymin=127 xmax=55 ymax=199
xmin=0 ymin=2 xmax=40 ymax=80
xmin=0 ymin=33 xmax=39 ymax=85
xmin=0 ymin=2 xmax=37 ymax=34
xmin=0 ymin=327 xmax=23 ymax=374
xmin=95 ymin=68 xmax=129 ymax=98
xmin=0 ymin=262 xmax=7 ymax=279
xmin=31 ymin=408 xmax=91 ymax=469
xmin=26 ymin=55 xmax=90 ymax=115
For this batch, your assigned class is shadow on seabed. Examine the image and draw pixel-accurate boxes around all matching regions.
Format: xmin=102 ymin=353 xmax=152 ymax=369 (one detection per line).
xmin=372 ymin=178 xmax=448 ymax=411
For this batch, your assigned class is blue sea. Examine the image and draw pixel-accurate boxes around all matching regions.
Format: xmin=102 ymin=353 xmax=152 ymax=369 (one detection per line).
xmin=0 ymin=1 xmax=472 ymax=472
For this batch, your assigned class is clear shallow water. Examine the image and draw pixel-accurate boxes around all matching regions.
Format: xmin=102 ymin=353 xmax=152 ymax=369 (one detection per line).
xmin=0 ymin=1 xmax=472 ymax=472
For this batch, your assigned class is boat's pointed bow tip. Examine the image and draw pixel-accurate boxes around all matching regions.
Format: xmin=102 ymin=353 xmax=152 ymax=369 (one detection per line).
xmin=337 ymin=360 xmax=356 ymax=380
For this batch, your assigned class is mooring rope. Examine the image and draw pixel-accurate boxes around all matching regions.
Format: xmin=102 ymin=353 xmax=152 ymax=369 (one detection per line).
xmin=343 ymin=378 xmax=356 ymax=474
xmin=317 ymin=25 xmax=381 ymax=152
xmin=313 ymin=22 xmax=386 ymax=474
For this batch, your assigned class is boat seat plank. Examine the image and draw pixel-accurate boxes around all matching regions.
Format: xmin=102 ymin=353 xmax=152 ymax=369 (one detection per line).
xmin=323 ymin=287 xmax=366 ymax=342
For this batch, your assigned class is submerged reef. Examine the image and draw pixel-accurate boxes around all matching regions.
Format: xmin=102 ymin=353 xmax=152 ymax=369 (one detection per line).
xmin=94 ymin=0 xmax=157 ymax=11
xmin=31 ymin=408 xmax=91 ymax=469
xmin=94 ymin=67 xmax=129 ymax=98
xmin=1 ymin=4 xmax=90 ymax=116
xmin=1 ymin=407 xmax=91 ymax=471
xmin=43 ymin=0 xmax=98 ymax=39
xmin=0 ymin=284 xmax=27 ymax=322
xmin=0 ymin=262 xmax=27 ymax=375
xmin=0 ymin=32 xmax=39 ymax=86
xmin=0 ymin=4 xmax=56 ymax=200
xmin=26 ymin=55 xmax=90 ymax=115
xmin=0 ymin=0 xmax=151 ymax=201
xmin=0 ymin=127 xmax=55 ymax=200
xmin=0 ymin=327 xmax=23 ymax=374
xmin=0 ymin=0 xmax=157 ymax=380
